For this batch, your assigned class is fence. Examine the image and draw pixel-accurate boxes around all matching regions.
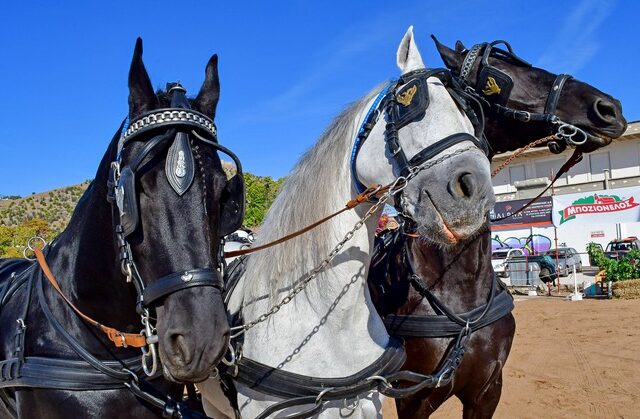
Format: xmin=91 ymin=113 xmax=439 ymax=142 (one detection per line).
xmin=497 ymin=251 xmax=596 ymax=287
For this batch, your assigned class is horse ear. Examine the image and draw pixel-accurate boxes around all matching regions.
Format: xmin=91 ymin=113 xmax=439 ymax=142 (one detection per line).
xmin=193 ymin=54 xmax=220 ymax=119
xmin=396 ymin=26 xmax=425 ymax=74
xmin=128 ymin=38 xmax=157 ymax=118
xmin=455 ymin=40 xmax=466 ymax=52
xmin=431 ymin=35 xmax=462 ymax=72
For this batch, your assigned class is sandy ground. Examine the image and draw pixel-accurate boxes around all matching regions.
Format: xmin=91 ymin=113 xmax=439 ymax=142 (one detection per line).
xmin=384 ymin=297 xmax=640 ymax=418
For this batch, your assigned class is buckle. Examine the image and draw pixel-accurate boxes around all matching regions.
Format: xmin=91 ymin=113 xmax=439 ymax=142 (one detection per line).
xmin=518 ymin=111 xmax=531 ymax=122
xmin=118 ymin=333 xmax=128 ymax=348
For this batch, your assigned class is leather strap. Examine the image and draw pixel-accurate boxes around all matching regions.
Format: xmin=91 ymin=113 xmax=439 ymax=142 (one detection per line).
xmin=0 ymin=356 xmax=141 ymax=390
xmin=544 ymin=74 xmax=572 ymax=115
xmin=384 ymin=289 xmax=514 ymax=337
xmin=142 ymin=268 xmax=223 ymax=306
xmin=491 ymin=148 xmax=582 ymax=222
xmin=406 ymin=133 xmax=484 ymax=171
xmin=231 ymin=337 xmax=405 ymax=400
xmin=224 ymin=185 xmax=385 ymax=258
xmin=34 ymin=248 xmax=147 ymax=348
xmin=231 ymin=338 xmax=406 ymax=419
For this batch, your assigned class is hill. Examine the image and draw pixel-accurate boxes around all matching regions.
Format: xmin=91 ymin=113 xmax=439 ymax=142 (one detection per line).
xmin=0 ymin=173 xmax=282 ymax=258
xmin=0 ymin=182 xmax=91 ymax=232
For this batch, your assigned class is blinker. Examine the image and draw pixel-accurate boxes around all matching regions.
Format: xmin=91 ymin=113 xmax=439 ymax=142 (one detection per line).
xmin=477 ymin=67 xmax=513 ymax=105
xmin=391 ymin=77 xmax=429 ymax=130
xmin=117 ymin=167 xmax=139 ymax=237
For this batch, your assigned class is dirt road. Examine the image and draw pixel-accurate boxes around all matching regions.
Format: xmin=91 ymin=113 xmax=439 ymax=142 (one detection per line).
xmin=422 ymin=298 xmax=640 ymax=418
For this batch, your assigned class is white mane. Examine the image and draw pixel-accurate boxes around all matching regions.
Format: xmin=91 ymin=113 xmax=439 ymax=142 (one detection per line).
xmin=240 ymin=87 xmax=382 ymax=304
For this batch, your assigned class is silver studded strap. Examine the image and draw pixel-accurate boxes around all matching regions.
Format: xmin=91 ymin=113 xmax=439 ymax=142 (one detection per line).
xmin=120 ymin=109 xmax=217 ymax=153
xmin=459 ymin=43 xmax=483 ymax=81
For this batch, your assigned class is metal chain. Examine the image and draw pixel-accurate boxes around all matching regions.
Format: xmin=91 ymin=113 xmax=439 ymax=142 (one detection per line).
xmin=490 ymin=134 xmax=559 ymax=178
xmin=230 ymin=177 xmax=408 ymax=338
xmin=230 ymin=144 xmax=478 ymax=339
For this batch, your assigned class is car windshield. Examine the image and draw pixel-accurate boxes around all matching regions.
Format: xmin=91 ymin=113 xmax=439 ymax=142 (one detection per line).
xmin=492 ymin=251 xmax=510 ymax=259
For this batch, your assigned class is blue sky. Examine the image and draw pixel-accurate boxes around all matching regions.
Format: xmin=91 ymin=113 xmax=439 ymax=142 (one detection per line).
xmin=1 ymin=0 xmax=637 ymax=196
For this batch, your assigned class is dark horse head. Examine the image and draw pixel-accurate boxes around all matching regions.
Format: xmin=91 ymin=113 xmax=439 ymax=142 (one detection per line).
xmin=101 ymin=39 xmax=243 ymax=381
xmin=115 ymin=39 xmax=235 ymax=382
xmin=432 ymin=37 xmax=627 ymax=155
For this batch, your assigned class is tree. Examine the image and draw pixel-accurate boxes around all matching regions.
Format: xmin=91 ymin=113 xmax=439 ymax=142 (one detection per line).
xmin=242 ymin=173 xmax=283 ymax=227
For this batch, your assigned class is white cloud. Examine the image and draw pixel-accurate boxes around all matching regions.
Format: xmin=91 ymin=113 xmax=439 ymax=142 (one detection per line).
xmin=537 ymin=0 xmax=615 ymax=74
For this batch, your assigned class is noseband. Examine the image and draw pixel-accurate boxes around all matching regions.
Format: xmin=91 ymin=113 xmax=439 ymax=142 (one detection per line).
xmin=106 ymin=83 xmax=244 ymax=375
xmin=350 ymin=68 xmax=490 ymax=208
xmin=457 ymin=40 xmax=590 ymax=153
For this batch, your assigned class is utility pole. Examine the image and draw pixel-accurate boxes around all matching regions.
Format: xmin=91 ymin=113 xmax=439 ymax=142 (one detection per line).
xmin=551 ymin=168 xmax=560 ymax=293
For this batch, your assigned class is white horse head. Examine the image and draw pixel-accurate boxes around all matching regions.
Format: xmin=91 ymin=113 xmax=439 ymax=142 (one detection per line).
xmin=200 ymin=26 xmax=495 ymax=418
xmin=356 ymin=26 xmax=494 ymax=246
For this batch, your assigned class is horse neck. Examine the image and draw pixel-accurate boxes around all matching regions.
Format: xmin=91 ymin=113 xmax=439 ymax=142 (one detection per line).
xmin=238 ymin=101 xmax=389 ymax=376
xmin=45 ymin=137 xmax=138 ymax=327
xmin=409 ymin=229 xmax=493 ymax=313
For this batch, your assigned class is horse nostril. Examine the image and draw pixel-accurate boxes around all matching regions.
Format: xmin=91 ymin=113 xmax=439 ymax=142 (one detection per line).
xmin=593 ymin=98 xmax=617 ymax=123
xmin=448 ymin=172 xmax=476 ymax=198
xmin=169 ymin=333 xmax=192 ymax=366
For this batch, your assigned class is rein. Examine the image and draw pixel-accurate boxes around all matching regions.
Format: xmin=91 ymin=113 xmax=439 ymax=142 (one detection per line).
xmin=34 ymin=247 xmax=147 ymax=348
xmin=223 ymin=184 xmax=387 ymax=258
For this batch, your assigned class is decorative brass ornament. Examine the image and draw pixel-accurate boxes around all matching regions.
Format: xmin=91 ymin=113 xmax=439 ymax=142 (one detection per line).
xmin=482 ymin=77 xmax=501 ymax=96
xmin=397 ymin=85 xmax=417 ymax=107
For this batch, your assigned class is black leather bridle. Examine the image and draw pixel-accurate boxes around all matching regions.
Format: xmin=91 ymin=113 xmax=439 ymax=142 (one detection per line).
xmin=455 ymin=40 xmax=590 ymax=154
xmin=107 ymin=83 xmax=244 ymax=376
xmin=350 ymin=67 xmax=491 ymax=211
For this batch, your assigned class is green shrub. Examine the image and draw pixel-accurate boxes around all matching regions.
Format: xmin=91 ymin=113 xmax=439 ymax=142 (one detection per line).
xmin=587 ymin=242 xmax=640 ymax=282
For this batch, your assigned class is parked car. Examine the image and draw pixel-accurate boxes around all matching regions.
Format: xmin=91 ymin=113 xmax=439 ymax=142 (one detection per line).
xmin=491 ymin=248 xmax=525 ymax=277
xmin=542 ymin=247 xmax=582 ymax=276
xmin=605 ymin=236 xmax=640 ymax=260
xmin=506 ymin=254 xmax=559 ymax=284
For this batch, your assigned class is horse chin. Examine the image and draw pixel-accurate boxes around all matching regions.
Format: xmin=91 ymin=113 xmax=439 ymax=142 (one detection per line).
xmin=161 ymin=364 xmax=212 ymax=384
xmin=415 ymin=213 xmax=486 ymax=249
xmin=576 ymin=130 xmax=614 ymax=153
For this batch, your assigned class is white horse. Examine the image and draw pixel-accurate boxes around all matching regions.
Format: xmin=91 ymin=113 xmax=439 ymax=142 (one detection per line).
xmin=200 ymin=26 xmax=495 ymax=418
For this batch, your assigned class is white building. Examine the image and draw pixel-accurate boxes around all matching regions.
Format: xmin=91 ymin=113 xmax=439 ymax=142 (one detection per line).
xmin=490 ymin=121 xmax=640 ymax=265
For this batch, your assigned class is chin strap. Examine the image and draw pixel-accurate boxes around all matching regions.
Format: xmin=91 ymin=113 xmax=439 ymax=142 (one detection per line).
xmin=34 ymin=247 xmax=148 ymax=348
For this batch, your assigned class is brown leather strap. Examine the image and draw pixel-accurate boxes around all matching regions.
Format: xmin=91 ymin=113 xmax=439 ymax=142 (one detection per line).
xmin=224 ymin=185 xmax=386 ymax=258
xmin=35 ymin=248 xmax=147 ymax=348
xmin=491 ymin=148 xmax=583 ymax=222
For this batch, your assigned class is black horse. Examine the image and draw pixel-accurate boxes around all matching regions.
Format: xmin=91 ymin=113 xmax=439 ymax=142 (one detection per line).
xmin=369 ymin=38 xmax=627 ymax=418
xmin=0 ymin=39 xmax=244 ymax=418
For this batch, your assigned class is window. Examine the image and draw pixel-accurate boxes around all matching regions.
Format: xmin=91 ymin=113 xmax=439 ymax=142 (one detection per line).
xmin=535 ymin=158 xmax=567 ymax=185
xmin=509 ymin=165 xmax=526 ymax=183
xmin=589 ymin=152 xmax=611 ymax=180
